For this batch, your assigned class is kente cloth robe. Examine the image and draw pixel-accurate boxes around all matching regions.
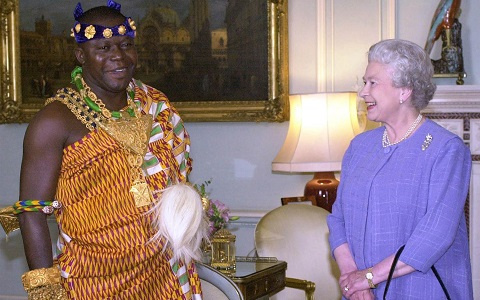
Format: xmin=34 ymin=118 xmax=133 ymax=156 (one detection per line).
xmin=50 ymin=80 xmax=201 ymax=299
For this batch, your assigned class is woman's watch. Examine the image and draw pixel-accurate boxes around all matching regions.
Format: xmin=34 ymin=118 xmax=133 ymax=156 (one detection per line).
xmin=365 ymin=268 xmax=377 ymax=288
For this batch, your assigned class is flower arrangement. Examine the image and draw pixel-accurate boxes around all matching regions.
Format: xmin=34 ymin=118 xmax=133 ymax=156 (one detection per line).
xmin=194 ymin=180 xmax=239 ymax=237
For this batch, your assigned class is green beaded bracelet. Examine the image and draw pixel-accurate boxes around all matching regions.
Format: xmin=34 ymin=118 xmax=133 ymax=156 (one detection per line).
xmin=13 ymin=200 xmax=61 ymax=215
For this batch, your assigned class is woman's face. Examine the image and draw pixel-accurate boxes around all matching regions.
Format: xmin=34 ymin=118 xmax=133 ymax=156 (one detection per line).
xmin=359 ymin=61 xmax=403 ymax=124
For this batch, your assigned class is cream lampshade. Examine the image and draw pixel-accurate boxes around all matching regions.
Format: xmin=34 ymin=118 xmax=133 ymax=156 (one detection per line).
xmin=272 ymin=92 xmax=367 ymax=211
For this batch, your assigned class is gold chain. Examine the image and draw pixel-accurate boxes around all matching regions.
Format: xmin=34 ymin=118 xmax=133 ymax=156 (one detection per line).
xmin=45 ymin=88 xmax=107 ymax=131
xmin=79 ymin=77 xmax=137 ymax=120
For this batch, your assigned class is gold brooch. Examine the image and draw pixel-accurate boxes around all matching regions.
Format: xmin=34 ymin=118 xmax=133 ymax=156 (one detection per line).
xmin=422 ymin=134 xmax=433 ymax=151
xmin=85 ymin=25 xmax=96 ymax=39
xmin=118 ymin=25 xmax=126 ymax=35
xmin=128 ymin=18 xmax=137 ymax=31
xmin=103 ymin=28 xmax=113 ymax=39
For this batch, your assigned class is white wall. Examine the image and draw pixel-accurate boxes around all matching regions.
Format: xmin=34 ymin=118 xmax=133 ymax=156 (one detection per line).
xmin=0 ymin=124 xmax=28 ymax=297
xmin=1 ymin=0 xmax=479 ymax=296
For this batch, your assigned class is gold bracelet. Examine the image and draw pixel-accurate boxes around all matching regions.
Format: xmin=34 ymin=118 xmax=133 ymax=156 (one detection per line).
xmin=28 ymin=283 xmax=67 ymax=300
xmin=365 ymin=267 xmax=377 ymax=289
xmin=21 ymin=267 xmax=62 ymax=292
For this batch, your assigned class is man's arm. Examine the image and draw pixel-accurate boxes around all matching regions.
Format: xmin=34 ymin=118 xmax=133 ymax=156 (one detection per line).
xmin=18 ymin=102 xmax=71 ymax=270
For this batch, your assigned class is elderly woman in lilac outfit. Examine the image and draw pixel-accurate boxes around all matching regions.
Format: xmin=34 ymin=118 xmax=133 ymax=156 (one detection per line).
xmin=327 ymin=39 xmax=473 ymax=300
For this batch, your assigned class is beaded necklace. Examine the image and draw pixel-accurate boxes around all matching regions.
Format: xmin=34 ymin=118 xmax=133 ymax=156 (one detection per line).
xmin=382 ymin=114 xmax=423 ymax=148
xmin=71 ymin=66 xmax=137 ymax=120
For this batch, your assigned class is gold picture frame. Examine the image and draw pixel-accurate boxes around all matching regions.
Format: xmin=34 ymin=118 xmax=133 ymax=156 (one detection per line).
xmin=0 ymin=0 xmax=288 ymax=123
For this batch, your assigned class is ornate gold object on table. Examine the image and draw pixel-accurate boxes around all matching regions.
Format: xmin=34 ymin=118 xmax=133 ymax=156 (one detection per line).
xmin=22 ymin=266 xmax=67 ymax=300
xmin=194 ymin=180 xmax=239 ymax=266
xmin=0 ymin=206 xmax=19 ymax=235
xmin=210 ymin=228 xmax=236 ymax=275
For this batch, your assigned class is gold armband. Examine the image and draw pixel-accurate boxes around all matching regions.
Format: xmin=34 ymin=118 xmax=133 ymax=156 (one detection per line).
xmin=27 ymin=283 xmax=67 ymax=300
xmin=22 ymin=267 xmax=67 ymax=299
xmin=22 ymin=267 xmax=62 ymax=291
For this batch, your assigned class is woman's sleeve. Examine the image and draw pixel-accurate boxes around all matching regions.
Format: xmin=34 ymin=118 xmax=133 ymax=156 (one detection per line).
xmin=400 ymin=137 xmax=471 ymax=273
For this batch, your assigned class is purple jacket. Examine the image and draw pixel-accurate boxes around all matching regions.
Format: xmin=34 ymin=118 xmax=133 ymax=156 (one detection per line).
xmin=328 ymin=119 xmax=473 ymax=299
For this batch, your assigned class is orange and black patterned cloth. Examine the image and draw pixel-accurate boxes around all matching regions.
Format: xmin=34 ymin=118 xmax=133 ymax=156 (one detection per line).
xmin=50 ymin=80 xmax=200 ymax=299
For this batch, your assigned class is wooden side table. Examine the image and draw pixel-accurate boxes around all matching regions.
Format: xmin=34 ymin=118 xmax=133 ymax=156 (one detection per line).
xmin=230 ymin=257 xmax=287 ymax=300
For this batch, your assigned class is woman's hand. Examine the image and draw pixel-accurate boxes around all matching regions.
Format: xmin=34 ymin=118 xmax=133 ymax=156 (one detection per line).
xmin=350 ymin=289 xmax=375 ymax=300
xmin=340 ymin=269 xmax=371 ymax=299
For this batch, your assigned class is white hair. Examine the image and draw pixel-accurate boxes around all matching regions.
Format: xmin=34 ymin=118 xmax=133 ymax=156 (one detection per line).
xmin=368 ymin=39 xmax=436 ymax=110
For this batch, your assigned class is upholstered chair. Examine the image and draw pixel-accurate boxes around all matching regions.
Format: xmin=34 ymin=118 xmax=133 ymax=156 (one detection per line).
xmin=196 ymin=262 xmax=244 ymax=300
xmin=255 ymin=204 xmax=341 ymax=300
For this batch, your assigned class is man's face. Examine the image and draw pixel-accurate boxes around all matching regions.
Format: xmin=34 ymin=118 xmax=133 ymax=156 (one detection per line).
xmin=75 ymin=17 xmax=137 ymax=97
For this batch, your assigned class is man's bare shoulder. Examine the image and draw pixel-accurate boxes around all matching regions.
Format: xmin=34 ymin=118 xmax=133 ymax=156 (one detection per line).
xmin=29 ymin=101 xmax=73 ymax=131
xmin=25 ymin=101 xmax=87 ymax=148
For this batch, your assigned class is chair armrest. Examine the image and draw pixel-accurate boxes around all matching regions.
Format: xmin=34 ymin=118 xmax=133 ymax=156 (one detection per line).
xmin=285 ymin=277 xmax=315 ymax=300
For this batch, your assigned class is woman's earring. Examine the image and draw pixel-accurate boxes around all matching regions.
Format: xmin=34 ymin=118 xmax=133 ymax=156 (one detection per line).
xmin=400 ymin=98 xmax=404 ymax=104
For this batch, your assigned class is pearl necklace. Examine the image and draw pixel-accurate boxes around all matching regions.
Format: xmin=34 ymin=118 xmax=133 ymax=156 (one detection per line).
xmin=382 ymin=114 xmax=423 ymax=148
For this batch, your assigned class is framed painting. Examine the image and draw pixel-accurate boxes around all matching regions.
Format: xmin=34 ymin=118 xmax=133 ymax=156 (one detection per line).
xmin=0 ymin=0 xmax=289 ymax=123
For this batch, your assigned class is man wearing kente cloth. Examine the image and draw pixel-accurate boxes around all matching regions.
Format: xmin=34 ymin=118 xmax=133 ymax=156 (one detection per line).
xmin=14 ymin=1 xmax=204 ymax=299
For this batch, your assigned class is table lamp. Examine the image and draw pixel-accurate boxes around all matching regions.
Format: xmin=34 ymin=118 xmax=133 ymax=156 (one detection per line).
xmin=272 ymin=92 xmax=366 ymax=212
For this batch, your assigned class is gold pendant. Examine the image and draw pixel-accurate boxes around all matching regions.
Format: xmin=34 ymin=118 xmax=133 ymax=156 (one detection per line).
xmin=98 ymin=112 xmax=155 ymax=207
xmin=101 ymin=114 xmax=153 ymax=156
xmin=0 ymin=206 xmax=20 ymax=235
xmin=130 ymin=181 xmax=154 ymax=207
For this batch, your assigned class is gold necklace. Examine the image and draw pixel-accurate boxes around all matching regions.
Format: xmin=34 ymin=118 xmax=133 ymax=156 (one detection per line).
xmin=75 ymin=72 xmax=154 ymax=207
xmin=382 ymin=114 xmax=423 ymax=148
xmin=72 ymin=66 xmax=137 ymax=119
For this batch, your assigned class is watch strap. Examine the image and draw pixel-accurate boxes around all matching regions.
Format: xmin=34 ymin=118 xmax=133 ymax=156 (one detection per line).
xmin=366 ymin=268 xmax=377 ymax=288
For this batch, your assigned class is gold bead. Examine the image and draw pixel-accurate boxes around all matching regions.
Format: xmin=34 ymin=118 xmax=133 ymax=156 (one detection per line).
xmin=85 ymin=25 xmax=96 ymax=39
xmin=103 ymin=28 xmax=113 ymax=39
xmin=118 ymin=25 xmax=127 ymax=35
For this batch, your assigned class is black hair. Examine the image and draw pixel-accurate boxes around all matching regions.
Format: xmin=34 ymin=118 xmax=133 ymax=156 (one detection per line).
xmin=78 ymin=6 xmax=125 ymax=24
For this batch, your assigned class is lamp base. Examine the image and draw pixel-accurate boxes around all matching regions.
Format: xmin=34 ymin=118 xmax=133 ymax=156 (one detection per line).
xmin=304 ymin=172 xmax=338 ymax=212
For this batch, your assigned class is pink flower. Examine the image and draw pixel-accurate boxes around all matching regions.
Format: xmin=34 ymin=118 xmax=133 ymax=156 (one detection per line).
xmin=194 ymin=180 xmax=239 ymax=237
